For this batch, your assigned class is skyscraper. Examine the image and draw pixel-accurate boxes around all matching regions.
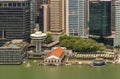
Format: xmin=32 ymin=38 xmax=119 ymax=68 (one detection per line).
xmin=41 ymin=4 xmax=50 ymax=33
xmin=0 ymin=0 xmax=30 ymax=46
xmin=111 ymin=0 xmax=115 ymax=31
xmin=66 ymin=0 xmax=88 ymax=37
xmin=43 ymin=0 xmax=50 ymax=4
xmin=114 ymin=0 xmax=120 ymax=46
xmin=89 ymin=0 xmax=111 ymax=36
xmin=30 ymin=0 xmax=36 ymax=32
xmin=49 ymin=0 xmax=65 ymax=33
xmin=39 ymin=5 xmax=44 ymax=32
xmin=35 ymin=0 xmax=40 ymax=23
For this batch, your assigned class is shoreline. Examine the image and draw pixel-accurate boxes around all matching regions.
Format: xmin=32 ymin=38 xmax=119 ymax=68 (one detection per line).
xmin=39 ymin=60 xmax=115 ymax=66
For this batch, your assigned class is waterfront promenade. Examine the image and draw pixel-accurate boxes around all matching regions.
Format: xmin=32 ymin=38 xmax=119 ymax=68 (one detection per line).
xmin=75 ymin=54 xmax=114 ymax=59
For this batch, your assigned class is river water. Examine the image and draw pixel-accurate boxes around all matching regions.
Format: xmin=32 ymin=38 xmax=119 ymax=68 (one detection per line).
xmin=0 ymin=60 xmax=120 ymax=79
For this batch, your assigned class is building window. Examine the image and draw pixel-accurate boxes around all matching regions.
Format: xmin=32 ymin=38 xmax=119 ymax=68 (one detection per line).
xmin=13 ymin=3 xmax=16 ymax=6
xmin=27 ymin=2 xmax=29 ymax=6
xmin=17 ymin=3 xmax=21 ymax=7
xmin=4 ymin=3 xmax=7 ymax=7
xmin=0 ymin=31 xmax=2 ymax=38
xmin=22 ymin=3 xmax=25 ymax=6
xmin=0 ymin=3 xmax=2 ymax=7
xmin=0 ymin=30 xmax=6 ymax=39
xmin=8 ymin=3 xmax=12 ymax=7
xmin=25 ymin=3 xmax=27 ymax=6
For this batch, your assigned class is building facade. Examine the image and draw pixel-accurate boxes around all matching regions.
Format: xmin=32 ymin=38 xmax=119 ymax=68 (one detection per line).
xmin=41 ymin=4 xmax=50 ymax=33
xmin=39 ymin=6 xmax=44 ymax=32
xmin=0 ymin=40 xmax=28 ymax=64
xmin=44 ymin=47 xmax=65 ymax=64
xmin=43 ymin=0 xmax=50 ymax=4
xmin=89 ymin=0 xmax=111 ymax=36
xmin=0 ymin=0 xmax=30 ymax=46
xmin=111 ymin=0 xmax=115 ymax=31
xmin=66 ymin=0 xmax=88 ymax=37
xmin=49 ymin=0 xmax=65 ymax=33
xmin=30 ymin=0 xmax=36 ymax=33
xmin=114 ymin=0 xmax=120 ymax=46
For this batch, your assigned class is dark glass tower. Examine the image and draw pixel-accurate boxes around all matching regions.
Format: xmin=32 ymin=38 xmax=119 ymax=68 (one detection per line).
xmin=89 ymin=0 xmax=111 ymax=36
xmin=39 ymin=6 xmax=44 ymax=32
xmin=0 ymin=0 xmax=30 ymax=46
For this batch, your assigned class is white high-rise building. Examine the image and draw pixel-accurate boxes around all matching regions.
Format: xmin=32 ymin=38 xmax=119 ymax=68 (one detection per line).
xmin=66 ymin=0 xmax=88 ymax=37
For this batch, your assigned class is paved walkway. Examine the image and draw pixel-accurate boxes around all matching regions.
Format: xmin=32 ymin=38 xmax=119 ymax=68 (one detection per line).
xmin=76 ymin=54 xmax=114 ymax=59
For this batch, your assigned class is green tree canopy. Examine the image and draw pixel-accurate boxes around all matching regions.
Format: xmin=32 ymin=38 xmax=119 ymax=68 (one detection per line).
xmin=59 ymin=35 xmax=106 ymax=52
xmin=45 ymin=33 xmax=52 ymax=44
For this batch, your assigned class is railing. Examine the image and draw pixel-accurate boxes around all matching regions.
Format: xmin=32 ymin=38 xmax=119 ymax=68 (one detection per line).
xmin=71 ymin=53 xmax=114 ymax=59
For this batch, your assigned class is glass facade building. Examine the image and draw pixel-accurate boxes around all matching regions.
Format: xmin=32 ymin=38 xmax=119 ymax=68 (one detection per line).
xmin=114 ymin=1 xmax=120 ymax=46
xmin=89 ymin=0 xmax=111 ymax=36
xmin=0 ymin=50 xmax=23 ymax=64
xmin=30 ymin=0 xmax=36 ymax=33
xmin=66 ymin=0 xmax=87 ymax=37
xmin=39 ymin=6 xmax=44 ymax=32
xmin=0 ymin=0 xmax=30 ymax=46
xmin=0 ymin=40 xmax=28 ymax=64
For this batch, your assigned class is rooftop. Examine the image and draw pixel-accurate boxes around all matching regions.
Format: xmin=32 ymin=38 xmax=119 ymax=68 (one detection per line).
xmin=0 ymin=39 xmax=28 ymax=49
xmin=31 ymin=31 xmax=46 ymax=37
xmin=31 ymin=31 xmax=47 ymax=40
xmin=48 ymin=47 xmax=64 ymax=58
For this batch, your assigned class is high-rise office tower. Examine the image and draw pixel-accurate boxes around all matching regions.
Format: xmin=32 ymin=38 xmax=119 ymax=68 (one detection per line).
xmin=111 ymin=0 xmax=115 ymax=31
xmin=30 ymin=0 xmax=42 ymax=24
xmin=89 ymin=0 xmax=111 ymax=36
xmin=114 ymin=0 xmax=120 ymax=46
xmin=35 ymin=0 xmax=40 ymax=23
xmin=49 ymin=0 xmax=65 ymax=33
xmin=43 ymin=0 xmax=50 ymax=4
xmin=62 ymin=0 xmax=66 ymax=33
xmin=30 ymin=0 xmax=42 ymax=31
xmin=39 ymin=5 xmax=44 ymax=32
xmin=39 ymin=0 xmax=45 ymax=32
xmin=39 ymin=0 xmax=50 ymax=33
xmin=66 ymin=0 xmax=88 ymax=37
xmin=41 ymin=4 xmax=50 ymax=33
xmin=30 ymin=0 xmax=36 ymax=32
xmin=0 ymin=0 xmax=30 ymax=46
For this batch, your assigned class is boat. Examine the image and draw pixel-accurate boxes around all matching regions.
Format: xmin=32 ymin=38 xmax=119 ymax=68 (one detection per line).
xmin=90 ymin=59 xmax=106 ymax=67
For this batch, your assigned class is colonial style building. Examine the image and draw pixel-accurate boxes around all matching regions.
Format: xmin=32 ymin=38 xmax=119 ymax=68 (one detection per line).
xmin=44 ymin=47 xmax=65 ymax=64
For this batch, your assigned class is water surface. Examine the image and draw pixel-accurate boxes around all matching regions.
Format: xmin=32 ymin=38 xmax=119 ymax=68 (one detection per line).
xmin=0 ymin=60 xmax=120 ymax=79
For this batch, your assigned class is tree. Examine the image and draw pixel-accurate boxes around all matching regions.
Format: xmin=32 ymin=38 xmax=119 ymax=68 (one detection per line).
xmin=45 ymin=33 xmax=52 ymax=44
xmin=59 ymin=34 xmax=69 ymax=42
xmin=98 ymin=43 xmax=106 ymax=51
xmin=59 ymin=35 xmax=106 ymax=52
xmin=60 ymin=39 xmax=69 ymax=47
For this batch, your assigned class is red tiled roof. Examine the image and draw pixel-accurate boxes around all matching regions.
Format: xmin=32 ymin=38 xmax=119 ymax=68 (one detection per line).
xmin=48 ymin=47 xmax=64 ymax=58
